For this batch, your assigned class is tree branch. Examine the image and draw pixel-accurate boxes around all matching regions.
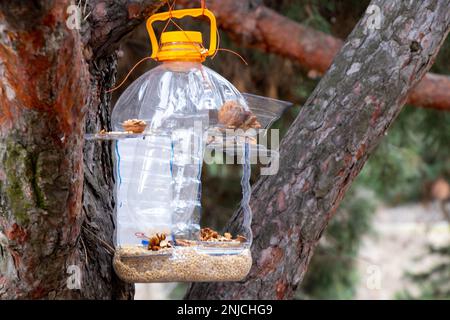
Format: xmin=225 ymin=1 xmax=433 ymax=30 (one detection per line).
xmin=87 ymin=0 xmax=165 ymax=57
xmin=177 ymin=0 xmax=450 ymax=112
xmin=186 ymin=0 xmax=450 ymax=299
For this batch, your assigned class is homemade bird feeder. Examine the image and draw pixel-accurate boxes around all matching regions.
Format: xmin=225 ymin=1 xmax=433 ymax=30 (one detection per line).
xmin=86 ymin=7 xmax=290 ymax=283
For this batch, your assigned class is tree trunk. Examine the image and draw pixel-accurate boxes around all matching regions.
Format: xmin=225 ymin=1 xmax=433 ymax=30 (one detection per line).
xmin=186 ymin=0 xmax=450 ymax=299
xmin=0 ymin=0 xmax=163 ymax=299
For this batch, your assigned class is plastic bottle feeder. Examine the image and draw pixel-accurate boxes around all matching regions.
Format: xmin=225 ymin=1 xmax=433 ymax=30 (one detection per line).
xmin=86 ymin=8 xmax=290 ymax=283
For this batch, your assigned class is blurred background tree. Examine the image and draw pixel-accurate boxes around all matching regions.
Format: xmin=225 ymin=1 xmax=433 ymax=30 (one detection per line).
xmin=115 ymin=0 xmax=450 ymax=299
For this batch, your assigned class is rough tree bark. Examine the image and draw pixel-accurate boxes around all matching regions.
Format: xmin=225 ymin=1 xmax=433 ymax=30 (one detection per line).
xmin=178 ymin=0 xmax=450 ymax=112
xmin=0 ymin=0 xmax=164 ymax=299
xmin=185 ymin=0 xmax=450 ymax=299
xmin=0 ymin=0 xmax=448 ymax=300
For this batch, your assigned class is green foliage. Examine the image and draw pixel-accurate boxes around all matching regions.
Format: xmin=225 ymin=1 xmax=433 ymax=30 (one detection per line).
xmin=282 ymin=0 xmax=333 ymax=34
xmin=397 ymin=245 xmax=450 ymax=299
xmin=358 ymin=107 xmax=450 ymax=204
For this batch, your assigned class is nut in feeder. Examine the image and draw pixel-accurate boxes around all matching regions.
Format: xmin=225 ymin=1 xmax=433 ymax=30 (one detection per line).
xmin=86 ymin=6 xmax=291 ymax=283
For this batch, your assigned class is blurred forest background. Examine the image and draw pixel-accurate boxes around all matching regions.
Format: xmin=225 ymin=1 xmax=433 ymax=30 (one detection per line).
xmin=113 ymin=0 xmax=450 ymax=299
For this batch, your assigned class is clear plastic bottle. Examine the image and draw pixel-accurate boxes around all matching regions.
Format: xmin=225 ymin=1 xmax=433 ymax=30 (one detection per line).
xmin=85 ymin=9 xmax=290 ymax=283
xmin=110 ymin=58 xmax=254 ymax=282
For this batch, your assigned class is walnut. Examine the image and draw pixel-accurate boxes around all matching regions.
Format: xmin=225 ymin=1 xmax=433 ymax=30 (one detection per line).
xmin=147 ymin=233 xmax=171 ymax=251
xmin=200 ymin=227 xmax=220 ymax=241
xmin=218 ymin=101 xmax=261 ymax=130
xmin=122 ymin=119 xmax=147 ymax=133
xmin=242 ymin=113 xmax=261 ymax=129
xmin=198 ymin=228 xmax=248 ymax=243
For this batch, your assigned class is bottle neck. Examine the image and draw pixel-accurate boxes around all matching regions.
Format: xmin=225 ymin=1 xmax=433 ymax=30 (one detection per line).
xmin=161 ymin=60 xmax=203 ymax=72
xmin=156 ymin=41 xmax=206 ymax=63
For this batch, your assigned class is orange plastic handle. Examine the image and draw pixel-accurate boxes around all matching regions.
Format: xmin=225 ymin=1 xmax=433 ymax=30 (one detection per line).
xmin=146 ymin=8 xmax=217 ymax=59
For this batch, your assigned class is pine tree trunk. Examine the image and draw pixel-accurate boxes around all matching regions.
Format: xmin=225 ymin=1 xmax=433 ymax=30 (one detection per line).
xmin=186 ymin=0 xmax=450 ymax=299
xmin=0 ymin=0 xmax=163 ymax=299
